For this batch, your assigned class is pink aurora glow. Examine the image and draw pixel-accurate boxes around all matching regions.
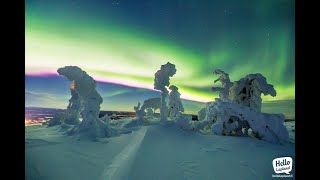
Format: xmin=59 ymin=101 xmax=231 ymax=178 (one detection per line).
xmin=25 ymin=72 xmax=208 ymax=103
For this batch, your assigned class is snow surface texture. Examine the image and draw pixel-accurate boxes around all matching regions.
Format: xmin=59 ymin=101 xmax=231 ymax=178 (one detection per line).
xmin=26 ymin=124 xmax=295 ymax=180
xmin=176 ymin=115 xmax=211 ymax=132
xmin=101 ymin=126 xmax=148 ymax=180
xmin=194 ymin=71 xmax=288 ymax=144
xmin=168 ymin=85 xmax=184 ymax=119
xmin=57 ymin=66 xmax=116 ymax=140
xmin=154 ymin=62 xmax=176 ymax=121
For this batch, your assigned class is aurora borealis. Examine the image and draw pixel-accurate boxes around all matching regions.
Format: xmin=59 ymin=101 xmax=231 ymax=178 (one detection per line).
xmin=25 ymin=0 xmax=295 ymax=117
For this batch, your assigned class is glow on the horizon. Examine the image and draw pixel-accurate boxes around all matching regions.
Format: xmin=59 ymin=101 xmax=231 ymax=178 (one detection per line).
xmin=25 ymin=119 xmax=47 ymax=126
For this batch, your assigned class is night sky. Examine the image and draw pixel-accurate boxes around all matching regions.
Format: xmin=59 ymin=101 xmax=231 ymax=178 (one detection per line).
xmin=25 ymin=0 xmax=295 ymax=117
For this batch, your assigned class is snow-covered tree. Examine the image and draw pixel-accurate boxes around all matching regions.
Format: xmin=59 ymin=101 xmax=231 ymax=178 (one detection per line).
xmin=229 ymin=73 xmax=276 ymax=112
xmin=154 ymin=62 xmax=176 ymax=121
xmin=140 ymin=97 xmax=161 ymax=113
xmin=210 ymin=98 xmax=288 ymax=144
xmin=58 ymin=66 xmax=116 ymax=140
xmin=183 ymin=69 xmax=288 ymax=144
xmin=168 ymin=85 xmax=184 ymax=119
xmin=134 ymin=102 xmax=146 ymax=120
xmin=211 ymin=69 xmax=233 ymax=101
xmin=64 ymin=81 xmax=83 ymax=125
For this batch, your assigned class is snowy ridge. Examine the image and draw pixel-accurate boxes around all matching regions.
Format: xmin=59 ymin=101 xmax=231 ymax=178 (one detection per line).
xmin=101 ymin=126 xmax=148 ymax=180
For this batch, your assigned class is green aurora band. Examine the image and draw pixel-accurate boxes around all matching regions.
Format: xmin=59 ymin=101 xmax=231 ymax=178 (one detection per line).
xmin=26 ymin=11 xmax=294 ymax=103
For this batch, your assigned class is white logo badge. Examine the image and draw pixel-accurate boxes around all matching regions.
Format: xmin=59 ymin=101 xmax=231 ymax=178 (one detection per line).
xmin=272 ymin=157 xmax=293 ymax=178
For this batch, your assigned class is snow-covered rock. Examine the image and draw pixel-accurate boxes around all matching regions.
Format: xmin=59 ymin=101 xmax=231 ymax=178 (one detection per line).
xmin=175 ymin=114 xmax=192 ymax=130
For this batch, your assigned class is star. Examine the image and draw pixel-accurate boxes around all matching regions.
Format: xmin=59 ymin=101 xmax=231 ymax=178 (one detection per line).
xmin=224 ymin=9 xmax=232 ymax=16
xmin=112 ymin=1 xmax=120 ymax=6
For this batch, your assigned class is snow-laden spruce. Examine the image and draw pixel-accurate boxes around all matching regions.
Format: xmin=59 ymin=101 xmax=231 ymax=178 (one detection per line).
xmin=154 ymin=62 xmax=177 ymax=122
xmin=57 ymin=66 xmax=117 ymax=140
xmin=211 ymin=69 xmax=233 ymax=101
xmin=168 ymin=85 xmax=184 ymax=119
xmin=54 ymin=64 xmax=288 ymax=144
xmin=229 ymin=73 xmax=276 ymax=112
xmin=190 ymin=70 xmax=289 ymax=144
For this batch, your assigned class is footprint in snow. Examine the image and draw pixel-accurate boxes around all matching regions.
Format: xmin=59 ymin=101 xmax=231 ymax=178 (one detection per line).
xmin=177 ymin=160 xmax=200 ymax=179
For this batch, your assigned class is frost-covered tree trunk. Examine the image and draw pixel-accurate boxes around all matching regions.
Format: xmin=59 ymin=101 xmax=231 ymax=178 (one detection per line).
xmin=64 ymin=81 xmax=83 ymax=125
xmin=160 ymin=92 xmax=168 ymax=121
